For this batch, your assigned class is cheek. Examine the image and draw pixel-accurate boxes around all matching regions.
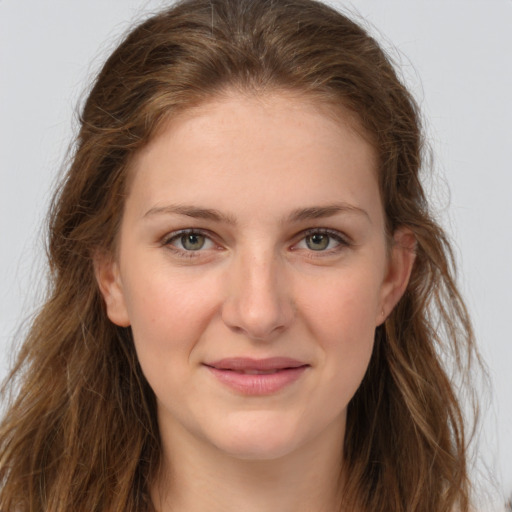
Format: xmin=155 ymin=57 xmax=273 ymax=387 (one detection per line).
xmin=121 ymin=265 xmax=222 ymax=375
xmin=299 ymin=267 xmax=381 ymax=339
xmin=297 ymin=268 xmax=381 ymax=390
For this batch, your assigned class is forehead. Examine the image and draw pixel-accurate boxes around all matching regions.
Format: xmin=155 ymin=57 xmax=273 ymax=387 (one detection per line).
xmin=125 ymin=91 xmax=381 ymax=225
xmin=133 ymin=89 xmax=374 ymax=166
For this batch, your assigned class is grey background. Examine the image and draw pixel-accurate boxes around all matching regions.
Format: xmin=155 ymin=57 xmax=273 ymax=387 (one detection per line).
xmin=1 ymin=0 xmax=510 ymax=508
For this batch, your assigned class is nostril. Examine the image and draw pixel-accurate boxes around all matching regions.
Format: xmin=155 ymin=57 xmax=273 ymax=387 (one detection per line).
xmin=220 ymin=258 xmax=295 ymax=340
xmin=221 ymin=303 xmax=292 ymax=341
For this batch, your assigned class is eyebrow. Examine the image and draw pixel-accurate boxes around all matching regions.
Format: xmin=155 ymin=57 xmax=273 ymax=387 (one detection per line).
xmin=286 ymin=203 xmax=371 ymax=223
xmin=143 ymin=202 xmax=370 ymax=224
xmin=143 ymin=204 xmax=237 ymax=224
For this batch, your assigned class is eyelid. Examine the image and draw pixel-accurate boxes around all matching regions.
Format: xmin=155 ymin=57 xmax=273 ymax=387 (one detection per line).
xmin=160 ymin=227 xmax=351 ymax=258
xmin=161 ymin=228 xmax=220 ymax=253
xmin=291 ymin=228 xmax=352 ymax=253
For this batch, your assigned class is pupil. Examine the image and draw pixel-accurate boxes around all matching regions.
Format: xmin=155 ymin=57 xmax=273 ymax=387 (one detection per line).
xmin=306 ymin=233 xmax=329 ymax=251
xmin=182 ymin=234 xmax=205 ymax=250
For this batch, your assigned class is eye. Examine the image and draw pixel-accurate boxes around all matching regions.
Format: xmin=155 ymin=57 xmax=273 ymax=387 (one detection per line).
xmin=179 ymin=233 xmax=207 ymax=251
xmin=305 ymin=233 xmax=331 ymax=251
xmin=294 ymin=229 xmax=348 ymax=252
xmin=164 ymin=230 xmax=216 ymax=252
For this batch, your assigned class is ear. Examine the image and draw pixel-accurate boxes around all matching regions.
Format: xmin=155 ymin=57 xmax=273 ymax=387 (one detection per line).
xmin=377 ymin=227 xmax=416 ymax=325
xmin=93 ymin=251 xmax=131 ymax=327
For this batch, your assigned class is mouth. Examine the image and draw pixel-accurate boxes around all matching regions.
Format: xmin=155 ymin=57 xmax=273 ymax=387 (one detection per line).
xmin=221 ymin=368 xmax=284 ymax=375
xmin=203 ymin=357 xmax=310 ymax=395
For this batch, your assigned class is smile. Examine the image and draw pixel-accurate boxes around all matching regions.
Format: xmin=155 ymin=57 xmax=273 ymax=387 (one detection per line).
xmin=229 ymin=369 xmax=280 ymax=375
xmin=204 ymin=358 xmax=310 ymax=395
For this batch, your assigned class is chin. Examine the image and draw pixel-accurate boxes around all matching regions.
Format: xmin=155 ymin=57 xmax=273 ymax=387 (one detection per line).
xmin=208 ymin=413 xmax=306 ymax=461
xmin=216 ymin=437 xmax=300 ymax=461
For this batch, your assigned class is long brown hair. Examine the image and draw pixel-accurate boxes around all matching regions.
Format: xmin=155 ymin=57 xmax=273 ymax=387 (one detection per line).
xmin=0 ymin=0 xmax=479 ymax=510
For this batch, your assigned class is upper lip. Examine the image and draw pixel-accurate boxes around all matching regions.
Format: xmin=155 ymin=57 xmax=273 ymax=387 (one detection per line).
xmin=204 ymin=357 xmax=309 ymax=371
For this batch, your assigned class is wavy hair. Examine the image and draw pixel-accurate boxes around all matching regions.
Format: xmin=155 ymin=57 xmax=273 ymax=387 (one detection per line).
xmin=0 ymin=0 xmax=478 ymax=510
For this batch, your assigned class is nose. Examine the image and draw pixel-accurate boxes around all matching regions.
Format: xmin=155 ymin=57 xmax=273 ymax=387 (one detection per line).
xmin=221 ymin=249 xmax=295 ymax=341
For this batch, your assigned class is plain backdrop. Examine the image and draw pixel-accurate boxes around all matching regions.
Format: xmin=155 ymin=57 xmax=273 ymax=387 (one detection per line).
xmin=1 ymin=0 xmax=511 ymax=508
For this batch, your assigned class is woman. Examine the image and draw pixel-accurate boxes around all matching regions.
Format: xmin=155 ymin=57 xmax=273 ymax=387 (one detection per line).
xmin=0 ymin=0 xmax=479 ymax=510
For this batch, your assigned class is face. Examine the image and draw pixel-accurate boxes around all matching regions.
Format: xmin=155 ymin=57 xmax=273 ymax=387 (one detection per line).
xmin=96 ymin=91 xmax=414 ymax=462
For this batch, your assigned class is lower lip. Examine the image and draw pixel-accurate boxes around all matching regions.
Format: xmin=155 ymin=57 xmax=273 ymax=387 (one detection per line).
xmin=205 ymin=365 xmax=309 ymax=395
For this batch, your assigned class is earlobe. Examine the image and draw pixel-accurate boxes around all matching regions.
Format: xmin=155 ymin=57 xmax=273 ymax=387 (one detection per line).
xmin=93 ymin=251 xmax=131 ymax=327
xmin=378 ymin=227 xmax=416 ymax=324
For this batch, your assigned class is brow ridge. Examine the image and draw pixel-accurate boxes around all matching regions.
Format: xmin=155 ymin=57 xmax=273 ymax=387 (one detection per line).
xmin=286 ymin=203 xmax=370 ymax=223
xmin=143 ymin=204 xmax=237 ymax=224
xmin=143 ymin=202 xmax=369 ymax=224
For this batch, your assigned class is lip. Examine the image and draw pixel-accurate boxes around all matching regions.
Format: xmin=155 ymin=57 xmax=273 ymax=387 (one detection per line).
xmin=203 ymin=357 xmax=310 ymax=395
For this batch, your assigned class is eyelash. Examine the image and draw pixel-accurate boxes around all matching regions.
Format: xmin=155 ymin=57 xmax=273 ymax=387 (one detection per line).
xmin=161 ymin=228 xmax=351 ymax=258
xmin=293 ymin=228 xmax=351 ymax=256
xmin=162 ymin=229 xmax=218 ymax=258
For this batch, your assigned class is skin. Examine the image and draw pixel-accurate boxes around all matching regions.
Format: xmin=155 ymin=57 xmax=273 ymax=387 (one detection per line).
xmin=96 ymin=91 xmax=415 ymax=512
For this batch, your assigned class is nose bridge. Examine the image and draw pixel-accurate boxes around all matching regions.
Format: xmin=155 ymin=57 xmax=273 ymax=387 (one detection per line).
xmin=222 ymin=243 xmax=293 ymax=340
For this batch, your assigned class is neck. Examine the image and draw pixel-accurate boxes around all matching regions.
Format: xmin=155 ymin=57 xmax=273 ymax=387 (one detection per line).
xmin=152 ymin=417 xmax=346 ymax=512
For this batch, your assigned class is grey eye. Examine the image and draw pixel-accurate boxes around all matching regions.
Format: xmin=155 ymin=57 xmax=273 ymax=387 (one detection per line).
xmin=180 ymin=233 xmax=206 ymax=250
xmin=305 ymin=233 xmax=330 ymax=251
